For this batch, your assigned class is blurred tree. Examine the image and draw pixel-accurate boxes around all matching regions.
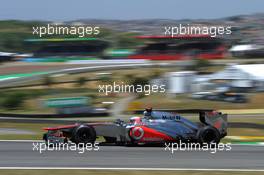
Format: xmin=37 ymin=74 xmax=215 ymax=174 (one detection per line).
xmin=132 ymin=77 xmax=149 ymax=86
xmin=116 ymin=32 xmax=141 ymax=48
xmin=188 ymin=59 xmax=211 ymax=72
xmin=76 ymin=77 xmax=87 ymax=87
xmin=1 ymin=92 xmax=26 ymax=109
xmin=43 ymin=76 xmax=53 ymax=88
xmin=150 ymin=69 xmax=163 ymax=79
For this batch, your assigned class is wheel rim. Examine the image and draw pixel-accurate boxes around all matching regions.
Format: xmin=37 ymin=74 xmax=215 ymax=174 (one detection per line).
xmin=78 ymin=129 xmax=91 ymax=142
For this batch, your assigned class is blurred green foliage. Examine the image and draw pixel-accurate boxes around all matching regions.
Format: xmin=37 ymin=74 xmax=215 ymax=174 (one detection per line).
xmin=76 ymin=77 xmax=87 ymax=87
xmin=188 ymin=59 xmax=212 ymax=72
xmin=0 ymin=20 xmax=45 ymax=52
xmin=0 ymin=20 xmax=142 ymax=53
xmin=1 ymin=92 xmax=27 ymax=109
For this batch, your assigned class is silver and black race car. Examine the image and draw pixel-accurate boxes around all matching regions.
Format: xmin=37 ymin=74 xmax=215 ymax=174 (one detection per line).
xmin=43 ymin=108 xmax=227 ymax=146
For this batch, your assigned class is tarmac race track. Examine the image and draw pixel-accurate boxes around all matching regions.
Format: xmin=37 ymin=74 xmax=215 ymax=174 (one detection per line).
xmin=0 ymin=141 xmax=263 ymax=170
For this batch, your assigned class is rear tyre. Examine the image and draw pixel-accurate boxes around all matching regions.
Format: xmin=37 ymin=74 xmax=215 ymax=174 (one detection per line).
xmin=71 ymin=125 xmax=96 ymax=144
xmin=197 ymin=126 xmax=220 ymax=146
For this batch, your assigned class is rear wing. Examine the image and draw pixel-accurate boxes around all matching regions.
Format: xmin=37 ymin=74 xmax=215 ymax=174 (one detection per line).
xmin=199 ymin=111 xmax=227 ymax=136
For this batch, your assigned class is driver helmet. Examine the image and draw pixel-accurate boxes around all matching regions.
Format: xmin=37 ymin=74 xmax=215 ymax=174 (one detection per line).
xmin=143 ymin=107 xmax=152 ymax=117
xmin=129 ymin=116 xmax=141 ymax=124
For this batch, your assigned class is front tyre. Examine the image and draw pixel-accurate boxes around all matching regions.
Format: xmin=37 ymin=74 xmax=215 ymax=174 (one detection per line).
xmin=71 ymin=125 xmax=96 ymax=144
xmin=43 ymin=133 xmax=48 ymax=145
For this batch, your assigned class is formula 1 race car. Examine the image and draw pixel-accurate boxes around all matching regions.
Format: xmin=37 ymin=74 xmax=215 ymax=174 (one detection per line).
xmin=43 ymin=108 xmax=227 ymax=146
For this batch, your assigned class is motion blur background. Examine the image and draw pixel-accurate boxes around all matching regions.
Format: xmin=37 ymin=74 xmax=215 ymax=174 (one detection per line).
xmin=0 ymin=0 xmax=264 ymax=174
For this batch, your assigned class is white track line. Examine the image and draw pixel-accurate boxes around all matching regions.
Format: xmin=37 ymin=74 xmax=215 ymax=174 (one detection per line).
xmin=102 ymin=101 xmax=115 ymax=104
xmin=0 ymin=167 xmax=263 ymax=171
